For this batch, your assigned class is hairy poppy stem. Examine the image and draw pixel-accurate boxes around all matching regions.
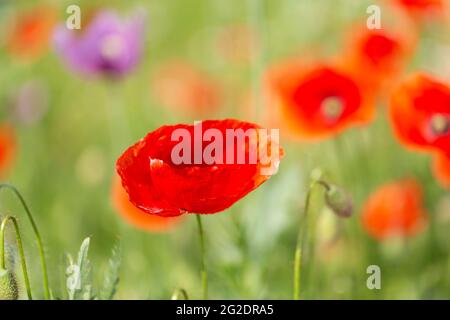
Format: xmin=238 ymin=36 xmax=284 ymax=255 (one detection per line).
xmin=293 ymin=179 xmax=330 ymax=300
xmin=0 ymin=215 xmax=33 ymax=299
xmin=171 ymin=288 xmax=189 ymax=300
xmin=0 ymin=184 xmax=50 ymax=300
xmin=195 ymin=215 xmax=208 ymax=299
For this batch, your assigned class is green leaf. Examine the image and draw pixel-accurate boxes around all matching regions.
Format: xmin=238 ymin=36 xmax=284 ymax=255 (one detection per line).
xmin=100 ymin=242 xmax=121 ymax=300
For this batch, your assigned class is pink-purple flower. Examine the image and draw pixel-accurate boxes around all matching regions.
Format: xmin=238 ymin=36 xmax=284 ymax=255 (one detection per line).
xmin=54 ymin=9 xmax=146 ymax=79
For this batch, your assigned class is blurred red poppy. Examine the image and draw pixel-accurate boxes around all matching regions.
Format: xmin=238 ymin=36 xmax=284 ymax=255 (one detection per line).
xmin=116 ymin=119 xmax=283 ymax=216
xmin=111 ymin=176 xmax=180 ymax=232
xmin=6 ymin=6 xmax=57 ymax=60
xmin=432 ymin=152 xmax=450 ymax=188
xmin=0 ymin=124 xmax=16 ymax=176
xmin=393 ymin=0 xmax=447 ymax=20
xmin=150 ymin=61 xmax=222 ymax=115
xmin=341 ymin=21 xmax=416 ymax=94
xmin=266 ymin=59 xmax=375 ymax=140
xmin=389 ymin=73 xmax=450 ymax=153
xmin=361 ymin=179 xmax=428 ymax=240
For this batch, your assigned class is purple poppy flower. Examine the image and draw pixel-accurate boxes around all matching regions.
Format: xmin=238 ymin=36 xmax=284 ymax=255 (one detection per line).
xmin=54 ymin=9 xmax=146 ymax=78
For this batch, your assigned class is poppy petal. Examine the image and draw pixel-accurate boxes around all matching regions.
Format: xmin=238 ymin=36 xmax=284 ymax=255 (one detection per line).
xmin=432 ymin=152 xmax=450 ymax=188
xmin=340 ymin=16 xmax=417 ymax=95
xmin=0 ymin=124 xmax=16 ymax=177
xmin=389 ymin=73 xmax=450 ymax=153
xmin=116 ymin=127 xmax=186 ymax=217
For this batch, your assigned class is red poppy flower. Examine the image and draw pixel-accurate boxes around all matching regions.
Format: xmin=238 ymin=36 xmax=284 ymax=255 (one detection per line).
xmin=432 ymin=152 xmax=450 ymax=188
xmin=341 ymin=21 xmax=416 ymax=94
xmin=361 ymin=179 xmax=428 ymax=240
xmin=116 ymin=119 xmax=283 ymax=216
xmin=150 ymin=61 xmax=222 ymax=115
xmin=6 ymin=6 xmax=57 ymax=60
xmin=266 ymin=59 xmax=375 ymax=140
xmin=389 ymin=73 xmax=450 ymax=153
xmin=215 ymin=24 xmax=258 ymax=64
xmin=0 ymin=124 xmax=16 ymax=176
xmin=111 ymin=176 xmax=180 ymax=232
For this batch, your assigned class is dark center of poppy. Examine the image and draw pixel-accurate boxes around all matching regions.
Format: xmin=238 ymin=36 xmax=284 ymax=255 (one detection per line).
xmin=430 ymin=114 xmax=450 ymax=136
xmin=321 ymin=96 xmax=344 ymax=122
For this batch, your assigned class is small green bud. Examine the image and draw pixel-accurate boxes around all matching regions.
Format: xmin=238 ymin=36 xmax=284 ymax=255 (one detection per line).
xmin=324 ymin=184 xmax=353 ymax=218
xmin=0 ymin=268 xmax=19 ymax=300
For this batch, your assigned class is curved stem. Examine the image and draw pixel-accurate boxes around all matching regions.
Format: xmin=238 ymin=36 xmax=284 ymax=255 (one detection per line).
xmin=0 ymin=184 xmax=50 ymax=300
xmin=195 ymin=215 xmax=208 ymax=300
xmin=293 ymin=179 xmax=330 ymax=300
xmin=0 ymin=215 xmax=33 ymax=299
xmin=171 ymin=288 xmax=189 ymax=300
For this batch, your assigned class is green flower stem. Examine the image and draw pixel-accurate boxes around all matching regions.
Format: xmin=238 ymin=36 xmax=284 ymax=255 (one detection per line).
xmin=195 ymin=215 xmax=208 ymax=300
xmin=293 ymin=179 xmax=330 ymax=300
xmin=0 ymin=215 xmax=33 ymax=300
xmin=171 ymin=288 xmax=189 ymax=300
xmin=0 ymin=184 xmax=50 ymax=300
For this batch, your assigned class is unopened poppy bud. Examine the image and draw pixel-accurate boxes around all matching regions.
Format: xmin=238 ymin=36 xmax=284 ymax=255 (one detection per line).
xmin=324 ymin=184 xmax=353 ymax=218
xmin=0 ymin=268 xmax=19 ymax=300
